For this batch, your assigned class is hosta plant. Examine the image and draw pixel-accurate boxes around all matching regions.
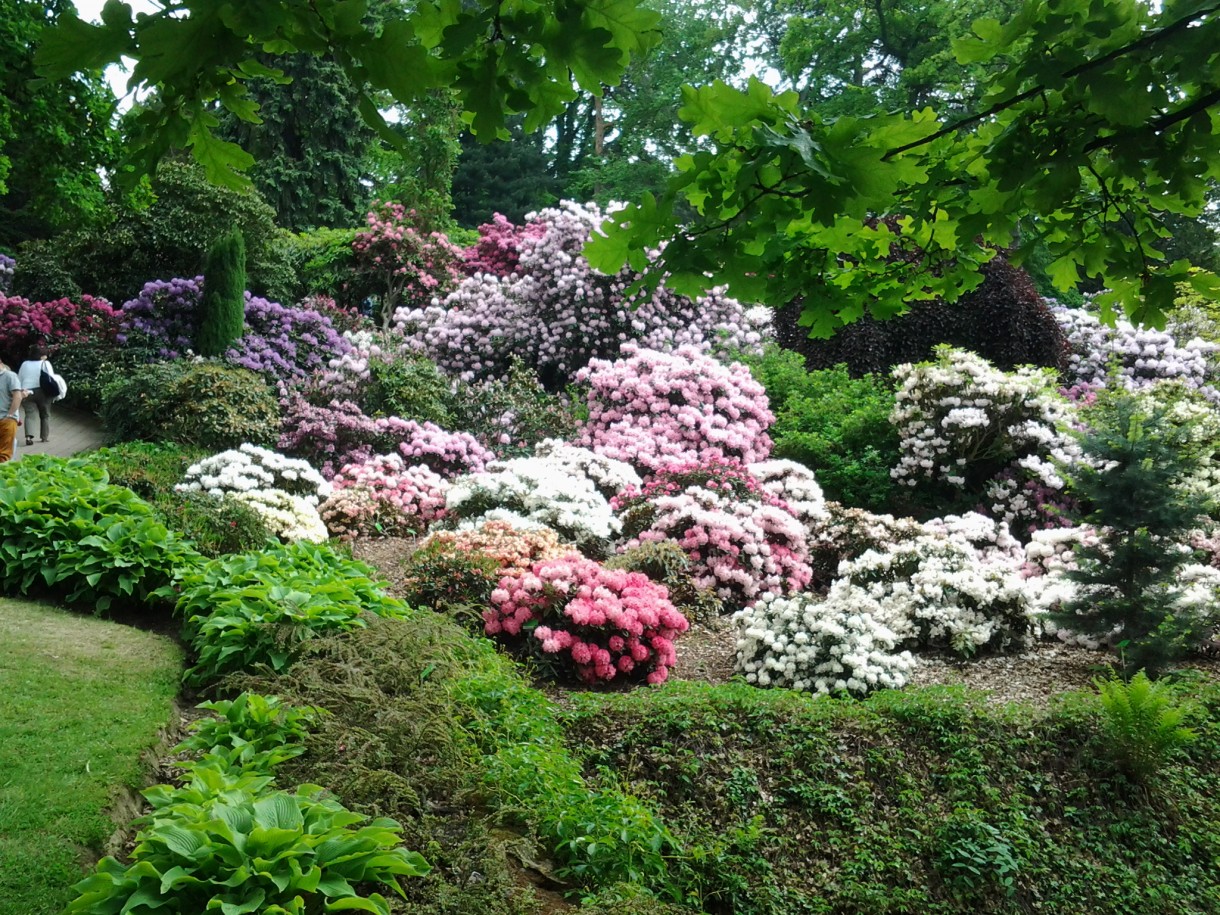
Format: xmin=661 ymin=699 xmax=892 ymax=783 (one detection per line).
xmin=66 ymin=769 xmax=429 ymax=915
xmin=0 ymin=455 xmax=201 ymax=615
xmin=175 ymin=693 xmax=327 ymax=773
xmin=577 ymin=343 xmax=775 ymax=473
xmin=176 ymin=542 xmax=408 ymax=686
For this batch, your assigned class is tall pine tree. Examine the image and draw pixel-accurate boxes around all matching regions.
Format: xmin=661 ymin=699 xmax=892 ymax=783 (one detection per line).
xmin=1053 ymin=391 xmax=1216 ymax=677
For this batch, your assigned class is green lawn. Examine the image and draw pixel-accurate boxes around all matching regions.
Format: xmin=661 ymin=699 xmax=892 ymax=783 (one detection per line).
xmin=0 ymin=599 xmax=181 ymax=915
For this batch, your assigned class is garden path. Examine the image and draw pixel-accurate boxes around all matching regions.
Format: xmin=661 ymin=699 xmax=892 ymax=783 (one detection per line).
xmin=11 ymin=406 xmax=106 ymax=460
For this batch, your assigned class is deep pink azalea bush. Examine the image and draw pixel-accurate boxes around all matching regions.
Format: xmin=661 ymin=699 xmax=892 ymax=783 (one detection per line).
xmin=487 ymin=552 xmax=690 ymax=685
xmin=319 ymin=454 xmax=449 ymax=539
xmin=461 ymin=213 xmax=545 ymax=277
xmin=578 ymin=343 xmax=775 ymax=473
xmin=353 ymin=201 xmax=464 ymax=327
xmin=0 ymin=292 xmax=121 ymax=355
xmin=614 ymin=458 xmax=812 ymax=610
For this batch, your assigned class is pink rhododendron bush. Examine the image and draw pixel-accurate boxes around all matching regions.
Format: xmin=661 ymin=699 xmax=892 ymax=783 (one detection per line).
xmin=278 ymin=393 xmax=493 ymax=479
xmin=0 ymin=291 xmax=122 ymax=355
xmin=614 ymin=458 xmax=812 ymax=610
xmin=486 ymin=552 xmax=690 ymax=684
xmin=319 ymin=455 xmax=449 ymax=540
xmin=578 ymin=344 xmax=775 ymax=474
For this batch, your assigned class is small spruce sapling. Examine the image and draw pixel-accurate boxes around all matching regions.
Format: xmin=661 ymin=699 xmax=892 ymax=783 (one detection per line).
xmin=196 ymin=229 xmax=247 ymax=356
xmin=1053 ymin=391 xmax=1215 ymax=677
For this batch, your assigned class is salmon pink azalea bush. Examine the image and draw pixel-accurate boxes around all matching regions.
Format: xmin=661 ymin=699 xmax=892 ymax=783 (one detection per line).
xmin=487 ymin=552 xmax=690 ymax=685
xmin=319 ymin=454 xmax=450 ymax=539
xmin=578 ymin=343 xmax=775 ymax=473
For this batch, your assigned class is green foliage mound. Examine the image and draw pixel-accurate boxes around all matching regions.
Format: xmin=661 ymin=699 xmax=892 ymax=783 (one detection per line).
xmin=744 ymin=347 xmax=901 ymax=512
xmin=281 ymin=226 xmax=360 ymax=308
xmin=0 ymin=455 xmax=201 ymax=615
xmin=363 ymin=354 xmax=456 ymax=425
xmin=101 ymin=361 xmax=280 ymax=450
xmin=82 ymin=442 xmax=274 ymax=558
xmin=14 ymin=158 xmax=294 ymax=305
xmin=233 ymin=613 xmax=684 ymax=913
xmin=50 ymin=341 xmax=160 ymax=414
xmin=176 ymin=542 xmax=408 ymax=686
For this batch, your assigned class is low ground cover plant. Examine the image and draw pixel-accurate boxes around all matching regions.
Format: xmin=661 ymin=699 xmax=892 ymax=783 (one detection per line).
xmin=176 ymin=541 xmax=408 ymax=685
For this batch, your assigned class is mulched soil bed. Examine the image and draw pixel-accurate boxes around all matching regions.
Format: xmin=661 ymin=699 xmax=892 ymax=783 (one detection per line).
xmin=352 ymin=535 xmax=1220 ymax=708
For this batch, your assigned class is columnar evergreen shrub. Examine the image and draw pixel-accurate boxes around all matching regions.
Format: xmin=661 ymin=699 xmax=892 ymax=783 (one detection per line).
xmin=578 ymin=343 xmax=775 ymax=473
xmin=1053 ymin=391 xmax=1219 ymax=675
xmin=487 ymin=552 xmax=690 ymax=684
xmin=196 ymin=229 xmax=247 ymax=357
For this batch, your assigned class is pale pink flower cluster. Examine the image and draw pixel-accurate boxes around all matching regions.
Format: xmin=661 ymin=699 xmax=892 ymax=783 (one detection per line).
xmin=486 ymin=552 xmax=689 ymax=684
xmin=390 ymin=202 xmax=770 ymax=385
xmin=577 ymin=343 xmax=775 ymax=473
xmin=320 ymin=454 xmax=450 ymax=539
xmin=620 ymin=482 xmax=811 ymax=611
xmin=420 ymin=521 xmax=567 ymax=574
xmin=394 ymin=420 xmax=494 ymax=478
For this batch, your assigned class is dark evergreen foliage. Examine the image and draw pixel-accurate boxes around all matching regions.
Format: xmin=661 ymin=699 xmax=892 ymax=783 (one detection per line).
xmin=196 ymin=230 xmax=248 ymax=357
xmin=0 ymin=0 xmax=117 ymax=248
xmin=216 ymin=53 xmax=375 ymax=231
xmin=774 ymin=256 xmax=1070 ymax=377
xmin=1053 ymin=392 xmax=1216 ymax=677
xmin=451 ymin=122 xmax=561 ymax=227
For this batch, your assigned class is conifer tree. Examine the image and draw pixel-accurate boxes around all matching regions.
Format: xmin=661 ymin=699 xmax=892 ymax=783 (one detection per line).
xmin=196 ymin=229 xmax=247 ymax=357
xmin=1053 ymin=391 xmax=1215 ymax=677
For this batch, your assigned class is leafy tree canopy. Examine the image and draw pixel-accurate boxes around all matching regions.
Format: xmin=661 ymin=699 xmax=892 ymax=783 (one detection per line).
xmin=0 ymin=0 xmax=118 ymax=248
xmin=35 ymin=0 xmax=662 ymax=190
xmin=588 ymin=0 xmax=1220 ymax=332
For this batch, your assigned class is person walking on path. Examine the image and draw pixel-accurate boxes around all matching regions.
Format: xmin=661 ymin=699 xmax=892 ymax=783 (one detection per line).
xmin=0 ymin=354 xmax=25 ymax=462
xmin=17 ymin=343 xmax=54 ymax=446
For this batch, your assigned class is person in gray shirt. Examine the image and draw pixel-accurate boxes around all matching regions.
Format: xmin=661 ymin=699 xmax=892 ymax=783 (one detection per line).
xmin=0 ymin=354 xmax=25 ymax=462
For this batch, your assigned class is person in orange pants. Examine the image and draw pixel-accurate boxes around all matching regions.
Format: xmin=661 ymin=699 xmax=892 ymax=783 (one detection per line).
xmin=0 ymin=355 xmax=26 ymax=462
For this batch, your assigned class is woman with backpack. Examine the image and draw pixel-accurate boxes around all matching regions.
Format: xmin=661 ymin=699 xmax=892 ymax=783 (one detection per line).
xmin=17 ymin=342 xmax=57 ymax=446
